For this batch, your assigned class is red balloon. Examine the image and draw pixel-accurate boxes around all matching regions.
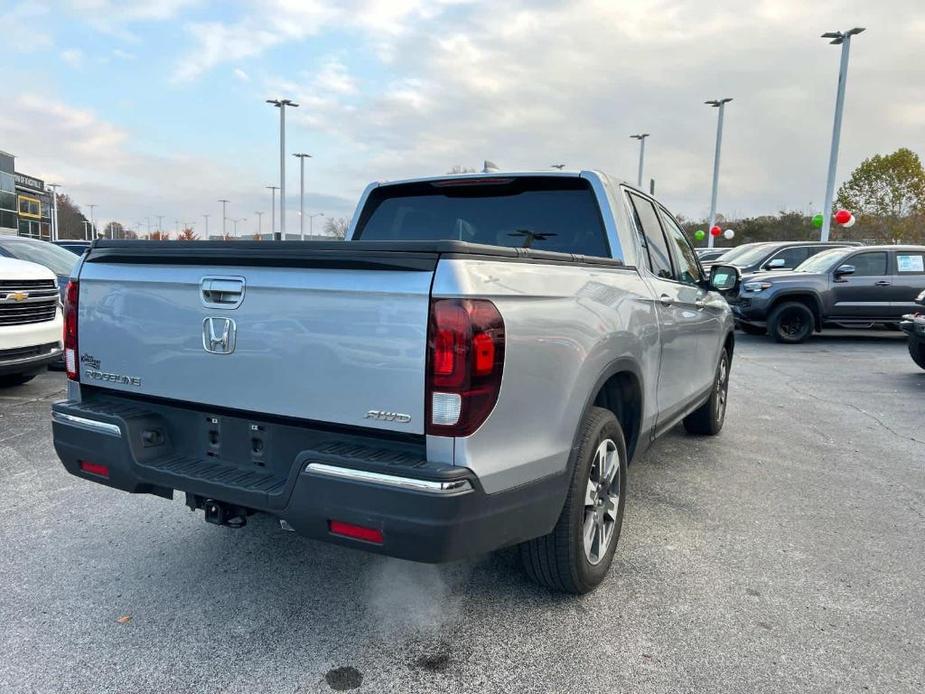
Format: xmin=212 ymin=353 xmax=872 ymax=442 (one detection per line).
xmin=710 ymin=225 xmax=722 ymax=236
xmin=834 ymin=209 xmax=851 ymax=224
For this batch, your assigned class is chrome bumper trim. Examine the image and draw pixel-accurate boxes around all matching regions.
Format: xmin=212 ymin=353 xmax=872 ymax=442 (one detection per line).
xmin=52 ymin=411 xmax=122 ymax=437
xmin=304 ymin=462 xmax=473 ymax=494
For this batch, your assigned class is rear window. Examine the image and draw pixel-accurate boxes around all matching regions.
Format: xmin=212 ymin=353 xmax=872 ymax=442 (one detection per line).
xmin=354 ymin=177 xmax=611 ymax=257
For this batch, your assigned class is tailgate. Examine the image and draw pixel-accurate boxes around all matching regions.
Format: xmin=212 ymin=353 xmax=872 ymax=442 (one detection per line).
xmin=75 ymin=242 xmax=437 ymax=434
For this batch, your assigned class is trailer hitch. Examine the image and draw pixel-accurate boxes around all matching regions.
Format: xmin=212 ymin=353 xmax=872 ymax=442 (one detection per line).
xmin=186 ymin=493 xmax=250 ymax=528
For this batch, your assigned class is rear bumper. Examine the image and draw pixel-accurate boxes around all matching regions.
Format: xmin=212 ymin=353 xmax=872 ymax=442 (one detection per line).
xmin=51 ymin=397 xmax=564 ymax=562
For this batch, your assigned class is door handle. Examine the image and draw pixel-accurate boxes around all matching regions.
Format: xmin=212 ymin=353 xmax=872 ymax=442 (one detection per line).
xmin=659 ymin=294 xmax=673 ymax=307
xmin=875 ymin=280 xmax=891 ymax=286
xmin=201 ymin=276 xmax=246 ymax=308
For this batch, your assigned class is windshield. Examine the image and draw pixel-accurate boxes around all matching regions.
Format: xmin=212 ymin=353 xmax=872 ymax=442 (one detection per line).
xmin=714 ymin=243 xmax=769 ymax=265
xmin=793 ymin=247 xmax=851 ymax=273
xmin=725 ymin=244 xmax=778 ymax=267
xmin=1 ymin=239 xmax=79 ymax=276
xmin=355 ymin=177 xmax=611 ymax=257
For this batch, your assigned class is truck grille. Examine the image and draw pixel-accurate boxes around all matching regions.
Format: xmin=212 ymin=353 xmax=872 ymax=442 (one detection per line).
xmin=0 ymin=280 xmax=59 ymax=326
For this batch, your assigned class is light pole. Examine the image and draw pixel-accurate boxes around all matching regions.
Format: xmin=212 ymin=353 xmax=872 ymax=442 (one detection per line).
xmin=217 ymin=200 xmax=229 ymax=238
xmin=629 ymin=134 xmax=649 ymax=188
xmin=88 ymin=204 xmax=97 ymax=238
xmin=156 ymin=215 xmax=164 ymax=236
xmin=231 ymin=217 xmax=247 ymax=237
xmin=203 ymin=214 xmax=209 ymax=238
xmin=266 ymin=185 xmax=279 ymax=239
xmin=293 ymin=153 xmax=312 ymax=240
xmin=266 ymin=98 xmax=299 ymax=240
xmin=819 ymin=28 xmax=865 ymax=242
xmin=255 ymin=211 xmax=263 ymax=237
xmin=47 ymin=183 xmax=61 ymax=241
xmin=705 ymin=98 xmax=733 ymax=248
xmin=309 ymin=212 xmax=324 ymax=236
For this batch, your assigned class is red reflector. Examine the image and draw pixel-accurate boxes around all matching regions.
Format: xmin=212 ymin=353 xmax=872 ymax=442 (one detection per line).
xmin=79 ymin=460 xmax=109 ymax=478
xmin=328 ymin=520 xmax=384 ymax=544
xmin=472 ymin=332 xmax=495 ymax=375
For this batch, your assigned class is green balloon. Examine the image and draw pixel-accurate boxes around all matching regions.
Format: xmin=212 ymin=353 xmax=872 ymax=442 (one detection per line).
xmin=694 ymin=230 xmax=705 ymax=241
xmin=812 ymin=213 xmax=824 ymax=228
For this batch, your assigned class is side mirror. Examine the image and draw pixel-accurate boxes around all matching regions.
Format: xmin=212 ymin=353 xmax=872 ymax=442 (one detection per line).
xmin=834 ymin=264 xmax=856 ymax=277
xmin=709 ymin=264 xmax=740 ymax=292
xmin=765 ymin=257 xmax=786 ymax=269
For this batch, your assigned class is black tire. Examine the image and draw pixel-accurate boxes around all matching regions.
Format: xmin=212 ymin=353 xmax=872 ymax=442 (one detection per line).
xmin=0 ymin=373 xmax=35 ymax=388
xmin=520 ymin=406 xmax=627 ymax=594
xmin=738 ymin=323 xmax=767 ymax=336
xmin=910 ymin=341 xmax=925 ymax=370
xmin=768 ymin=301 xmax=814 ymax=344
xmin=683 ymin=348 xmax=730 ymax=435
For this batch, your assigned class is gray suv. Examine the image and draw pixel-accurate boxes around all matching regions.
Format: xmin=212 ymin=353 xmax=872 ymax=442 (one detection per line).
xmin=728 ymin=245 xmax=925 ymax=342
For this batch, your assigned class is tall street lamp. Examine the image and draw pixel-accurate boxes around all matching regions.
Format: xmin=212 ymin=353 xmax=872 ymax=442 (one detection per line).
xmin=293 ymin=153 xmax=312 ymax=240
xmin=231 ymin=217 xmax=247 ymax=237
xmin=266 ymin=98 xmax=299 ymax=241
xmin=255 ymin=211 xmax=263 ymax=236
xmin=266 ymin=186 xmax=279 ymax=239
xmin=629 ymin=134 xmax=649 ymax=188
xmin=47 ymin=183 xmax=61 ymax=241
xmin=819 ymin=27 xmax=865 ymax=242
xmin=217 ymin=200 xmax=229 ymax=238
xmin=203 ymin=214 xmax=209 ymax=238
xmin=88 ymin=204 xmax=97 ymax=238
xmin=705 ymin=98 xmax=733 ymax=248
xmin=309 ymin=212 xmax=324 ymax=236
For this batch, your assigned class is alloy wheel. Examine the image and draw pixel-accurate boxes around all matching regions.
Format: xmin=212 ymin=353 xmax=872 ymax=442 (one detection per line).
xmin=583 ymin=438 xmax=621 ymax=565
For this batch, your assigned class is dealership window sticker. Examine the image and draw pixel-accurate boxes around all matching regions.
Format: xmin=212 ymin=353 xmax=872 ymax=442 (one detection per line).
xmin=897 ymin=254 xmax=924 ymax=273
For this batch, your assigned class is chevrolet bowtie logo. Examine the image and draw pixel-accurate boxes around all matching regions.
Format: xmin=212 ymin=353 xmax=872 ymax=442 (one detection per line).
xmin=4 ymin=291 xmax=29 ymax=302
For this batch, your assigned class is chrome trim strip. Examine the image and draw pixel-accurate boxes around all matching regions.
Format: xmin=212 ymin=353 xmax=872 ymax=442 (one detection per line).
xmin=304 ymin=462 xmax=473 ymax=493
xmin=52 ymin=411 xmax=122 ymax=437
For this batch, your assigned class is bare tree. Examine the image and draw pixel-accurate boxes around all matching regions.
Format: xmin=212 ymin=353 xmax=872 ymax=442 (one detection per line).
xmin=177 ymin=227 xmax=199 ymax=241
xmin=323 ymin=217 xmax=349 ymax=239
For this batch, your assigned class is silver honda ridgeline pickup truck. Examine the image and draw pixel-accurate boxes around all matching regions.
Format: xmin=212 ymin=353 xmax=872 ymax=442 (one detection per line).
xmin=52 ymin=171 xmax=738 ymax=593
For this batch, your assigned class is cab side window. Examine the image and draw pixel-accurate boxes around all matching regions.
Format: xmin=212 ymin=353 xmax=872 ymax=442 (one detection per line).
xmin=770 ymin=246 xmax=810 ymax=269
xmin=846 ymin=251 xmax=888 ymax=276
xmin=627 ymin=193 xmax=673 ymax=279
xmin=659 ymin=209 xmax=703 ymax=285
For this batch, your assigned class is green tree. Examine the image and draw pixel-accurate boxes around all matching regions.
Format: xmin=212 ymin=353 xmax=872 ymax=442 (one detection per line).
xmin=837 ymin=148 xmax=925 ymax=217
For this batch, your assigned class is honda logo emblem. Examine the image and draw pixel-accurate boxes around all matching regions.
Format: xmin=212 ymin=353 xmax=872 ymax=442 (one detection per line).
xmin=202 ymin=317 xmax=236 ymax=354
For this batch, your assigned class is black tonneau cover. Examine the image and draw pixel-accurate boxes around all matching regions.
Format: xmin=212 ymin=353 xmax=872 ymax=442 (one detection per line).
xmin=84 ymin=239 xmax=625 ymax=271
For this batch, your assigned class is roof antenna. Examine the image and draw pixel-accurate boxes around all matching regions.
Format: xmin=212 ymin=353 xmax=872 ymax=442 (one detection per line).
xmin=482 ymin=160 xmax=499 ymax=173
xmin=550 ymin=163 xmax=565 ymax=170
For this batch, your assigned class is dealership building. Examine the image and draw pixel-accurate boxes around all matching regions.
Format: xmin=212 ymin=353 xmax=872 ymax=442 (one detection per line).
xmin=0 ymin=150 xmax=54 ymax=240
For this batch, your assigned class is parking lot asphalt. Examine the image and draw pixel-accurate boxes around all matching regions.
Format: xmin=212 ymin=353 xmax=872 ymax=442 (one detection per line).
xmin=1 ymin=331 xmax=923 ymax=694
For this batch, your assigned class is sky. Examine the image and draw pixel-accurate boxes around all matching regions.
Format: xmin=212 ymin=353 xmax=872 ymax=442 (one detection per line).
xmin=1 ymin=0 xmax=923 ymax=237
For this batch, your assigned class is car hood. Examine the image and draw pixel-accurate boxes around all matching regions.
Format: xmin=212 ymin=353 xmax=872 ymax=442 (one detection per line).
xmin=0 ymin=256 xmax=57 ymax=281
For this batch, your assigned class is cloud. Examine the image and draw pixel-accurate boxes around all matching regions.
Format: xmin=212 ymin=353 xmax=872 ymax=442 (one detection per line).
xmin=2 ymin=2 xmax=53 ymax=51
xmin=0 ymin=93 xmax=357 ymax=230
xmin=233 ymin=68 xmax=251 ymax=82
xmin=61 ymin=49 xmax=85 ymax=67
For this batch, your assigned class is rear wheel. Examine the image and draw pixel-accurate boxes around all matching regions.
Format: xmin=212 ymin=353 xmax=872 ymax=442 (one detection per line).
xmin=520 ymin=406 xmax=627 ymax=594
xmin=0 ymin=373 xmax=35 ymax=388
xmin=910 ymin=341 xmax=925 ymax=370
xmin=769 ymin=301 xmax=814 ymax=344
xmin=683 ymin=348 xmax=729 ymax=435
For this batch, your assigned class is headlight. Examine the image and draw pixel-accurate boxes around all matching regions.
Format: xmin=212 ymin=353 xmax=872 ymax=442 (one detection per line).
xmin=742 ymin=281 xmax=772 ymax=293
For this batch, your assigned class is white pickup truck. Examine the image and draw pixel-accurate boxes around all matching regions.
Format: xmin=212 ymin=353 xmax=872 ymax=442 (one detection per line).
xmin=0 ymin=256 xmax=62 ymax=386
xmin=51 ymin=171 xmax=739 ymax=592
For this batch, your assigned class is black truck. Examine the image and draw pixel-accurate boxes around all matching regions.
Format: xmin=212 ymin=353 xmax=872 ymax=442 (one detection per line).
xmin=727 ymin=245 xmax=925 ymax=343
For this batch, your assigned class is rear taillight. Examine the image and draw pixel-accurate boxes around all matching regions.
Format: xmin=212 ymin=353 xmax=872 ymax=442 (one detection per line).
xmin=426 ymin=298 xmax=505 ymax=437
xmin=79 ymin=460 xmax=109 ymax=478
xmin=64 ymin=280 xmax=78 ymax=381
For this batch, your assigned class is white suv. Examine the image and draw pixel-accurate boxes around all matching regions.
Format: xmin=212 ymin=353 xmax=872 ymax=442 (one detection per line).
xmin=0 ymin=256 xmax=63 ymax=387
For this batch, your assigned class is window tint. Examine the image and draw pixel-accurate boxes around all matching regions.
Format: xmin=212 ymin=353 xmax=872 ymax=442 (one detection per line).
xmin=355 ymin=178 xmax=611 ymax=258
xmin=627 ymin=193 xmax=672 ymax=279
xmin=659 ymin=208 xmax=703 ymax=284
xmin=769 ymin=246 xmax=810 ymax=269
xmin=845 ymin=251 xmax=888 ymax=276
xmin=896 ymin=252 xmax=925 ymax=274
